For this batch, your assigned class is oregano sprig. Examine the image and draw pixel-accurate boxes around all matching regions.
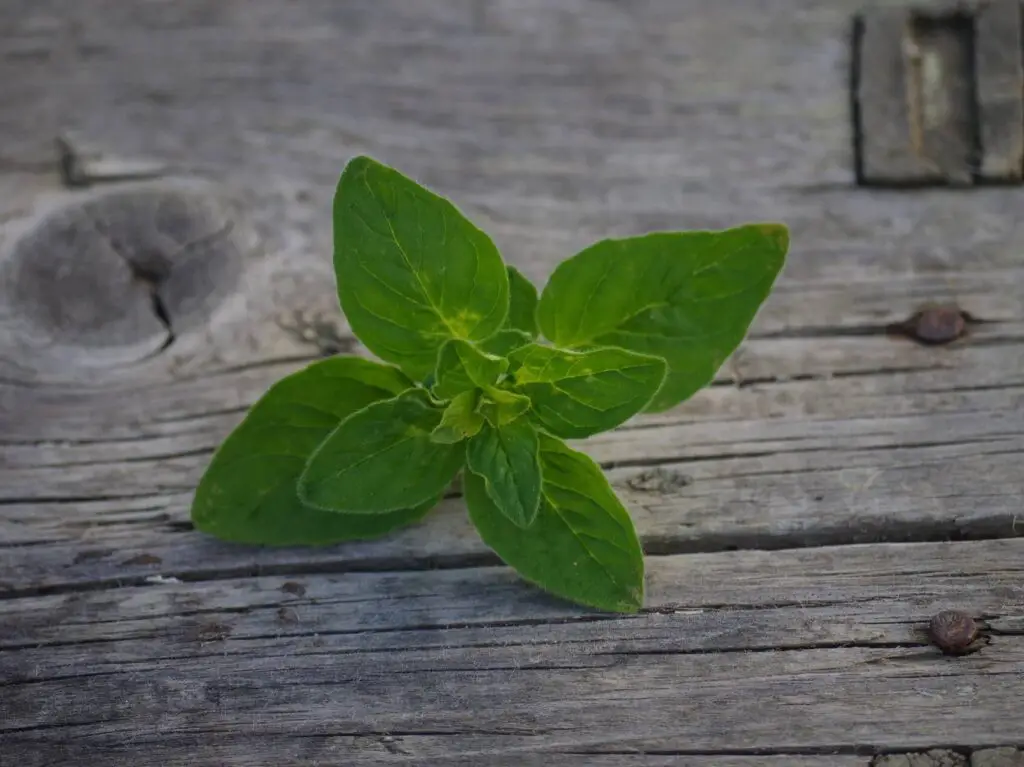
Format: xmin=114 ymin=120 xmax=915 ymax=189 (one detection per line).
xmin=191 ymin=155 xmax=788 ymax=613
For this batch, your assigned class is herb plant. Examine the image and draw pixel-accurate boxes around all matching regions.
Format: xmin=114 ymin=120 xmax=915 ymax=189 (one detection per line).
xmin=191 ymin=155 xmax=788 ymax=613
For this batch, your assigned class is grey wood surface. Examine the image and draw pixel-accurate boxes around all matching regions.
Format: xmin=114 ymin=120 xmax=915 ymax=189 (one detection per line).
xmin=975 ymin=0 xmax=1024 ymax=181
xmin=3 ymin=540 xmax=1023 ymax=765
xmin=1 ymin=0 xmax=1022 ymax=764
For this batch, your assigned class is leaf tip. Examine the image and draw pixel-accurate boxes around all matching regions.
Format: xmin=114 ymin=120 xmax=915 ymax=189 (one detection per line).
xmin=753 ymin=222 xmax=790 ymax=255
xmin=342 ymin=154 xmax=378 ymax=172
xmin=586 ymin=584 xmax=644 ymax=614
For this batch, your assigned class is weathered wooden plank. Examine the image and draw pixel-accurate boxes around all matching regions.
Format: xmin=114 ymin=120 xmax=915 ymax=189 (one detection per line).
xmin=975 ymin=0 xmax=1024 ymax=181
xmin=5 ymin=370 xmax=1022 ymax=501
xmin=1 ymin=0 xmax=1024 ymax=387
xmin=855 ymin=9 xmax=922 ymax=184
xmin=2 ymin=359 xmax=1022 ymax=593
xmin=0 ymin=0 xmax=1020 ymax=599
xmin=0 ymin=740 xmax=871 ymax=767
xmin=4 ymin=538 xmax=1020 ymax=650
xmin=2 ymin=182 xmax=1023 ymax=386
xmin=854 ymin=0 xmax=1024 ymax=187
xmin=0 ymin=332 xmax=1019 ymax=444
xmin=2 ymin=540 xmax=1022 ymax=764
xmin=855 ymin=8 xmax=978 ymax=186
xmin=3 ymin=345 xmax=1022 ymax=585
xmin=0 ymin=1 xmax=1023 ymax=763
xmin=4 ymin=337 xmax=1023 ymax=451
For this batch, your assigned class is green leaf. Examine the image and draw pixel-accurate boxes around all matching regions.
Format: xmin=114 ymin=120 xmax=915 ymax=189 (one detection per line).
xmin=536 ymin=224 xmax=788 ymax=411
xmin=190 ymin=357 xmax=436 ymax=545
xmin=479 ymin=387 xmax=531 ymax=427
xmin=509 ymin=344 xmax=667 ymax=439
xmin=465 ymin=433 xmax=644 ymax=612
xmin=433 ymin=338 xmax=508 ymax=401
xmin=479 ymin=328 xmax=533 ymax=358
xmin=431 ymin=390 xmax=485 ymax=444
xmin=465 ymin=419 xmax=542 ymax=529
xmin=333 ymin=155 xmax=510 ymax=380
xmin=298 ymin=388 xmax=465 ymax=513
xmin=505 ymin=265 xmax=539 ymax=337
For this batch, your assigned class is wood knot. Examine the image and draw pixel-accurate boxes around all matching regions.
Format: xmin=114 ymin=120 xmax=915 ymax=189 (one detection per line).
xmin=0 ymin=181 xmax=251 ymax=377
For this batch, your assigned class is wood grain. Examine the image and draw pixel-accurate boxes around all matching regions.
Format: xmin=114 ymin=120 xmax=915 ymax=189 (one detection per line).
xmin=1 ymin=0 xmax=1024 ymax=383
xmin=975 ymin=0 xmax=1024 ymax=181
xmin=2 ymin=338 xmax=1021 ymax=594
xmin=2 ymin=540 xmax=1023 ymax=765
xmin=1 ymin=0 xmax=1023 ymax=763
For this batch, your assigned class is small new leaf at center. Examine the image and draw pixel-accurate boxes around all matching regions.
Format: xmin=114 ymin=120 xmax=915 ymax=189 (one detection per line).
xmin=466 ymin=418 xmax=542 ymax=528
xmin=298 ymin=388 xmax=465 ymax=514
xmin=479 ymin=387 xmax=531 ymax=427
xmin=433 ymin=338 xmax=508 ymax=401
xmin=431 ymin=390 xmax=485 ymax=444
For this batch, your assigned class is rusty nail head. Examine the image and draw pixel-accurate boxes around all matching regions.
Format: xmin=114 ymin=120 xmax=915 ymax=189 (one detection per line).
xmin=928 ymin=610 xmax=988 ymax=655
xmin=907 ymin=305 xmax=967 ymax=345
